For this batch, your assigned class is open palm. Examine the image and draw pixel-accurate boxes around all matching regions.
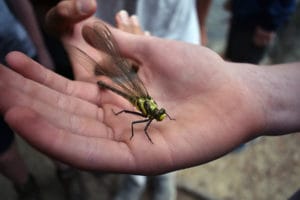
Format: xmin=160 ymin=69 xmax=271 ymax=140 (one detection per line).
xmin=1 ymin=29 xmax=265 ymax=175
xmin=0 ymin=2 xmax=267 ymax=173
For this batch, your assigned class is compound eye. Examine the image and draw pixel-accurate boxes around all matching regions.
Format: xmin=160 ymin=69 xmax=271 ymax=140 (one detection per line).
xmin=157 ymin=109 xmax=166 ymax=121
xmin=159 ymin=108 xmax=166 ymax=115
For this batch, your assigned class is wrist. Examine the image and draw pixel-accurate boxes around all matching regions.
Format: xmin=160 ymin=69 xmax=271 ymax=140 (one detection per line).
xmin=229 ymin=63 xmax=269 ymax=139
xmin=249 ymin=63 xmax=300 ymax=136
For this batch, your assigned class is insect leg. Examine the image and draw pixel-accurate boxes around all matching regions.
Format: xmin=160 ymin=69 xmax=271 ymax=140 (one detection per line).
xmin=112 ymin=109 xmax=154 ymax=143
xmin=131 ymin=118 xmax=153 ymax=143
xmin=143 ymin=119 xmax=154 ymax=143
xmin=112 ymin=109 xmax=145 ymax=117
xmin=166 ymin=113 xmax=175 ymax=120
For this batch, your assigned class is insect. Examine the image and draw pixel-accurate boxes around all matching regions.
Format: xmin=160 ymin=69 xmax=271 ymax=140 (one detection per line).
xmin=74 ymin=22 xmax=174 ymax=143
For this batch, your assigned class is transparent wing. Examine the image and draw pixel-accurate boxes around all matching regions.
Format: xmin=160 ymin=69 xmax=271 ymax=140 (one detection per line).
xmin=77 ymin=22 xmax=149 ymax=99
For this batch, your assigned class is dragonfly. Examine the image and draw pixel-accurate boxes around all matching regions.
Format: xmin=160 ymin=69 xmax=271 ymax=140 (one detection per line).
xmin=74 ymin=22 xmax=174 ymax=143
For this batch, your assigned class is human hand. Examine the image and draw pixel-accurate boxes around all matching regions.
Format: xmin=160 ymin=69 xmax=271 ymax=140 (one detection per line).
xmin=0 ymin=26 xmax=268 ymax=174
xmin=115 ymin=10 xmax=149 ymax=36
xmin=45 ymin=0 xmax=96 ymax=37
xmin=45 ymin=0 xmax=103 ymax=78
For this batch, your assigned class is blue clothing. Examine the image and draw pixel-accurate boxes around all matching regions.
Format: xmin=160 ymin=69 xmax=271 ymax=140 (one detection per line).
xmin=0 ymin=0 xmax=36 ymax=64
xmin=231 ymin=0 xmax=296 ymax=31
xmin=0 ymin=0 xmax=36 ymax=154
xmin=225 ymin=0 xmax=296 ymax=64
xmin=225 ymin=23 xmax=267 ymax=64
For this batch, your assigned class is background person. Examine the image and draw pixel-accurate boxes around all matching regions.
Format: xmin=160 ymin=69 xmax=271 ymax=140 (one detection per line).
xmin=223 ymin=0 xmax=296 ymax=64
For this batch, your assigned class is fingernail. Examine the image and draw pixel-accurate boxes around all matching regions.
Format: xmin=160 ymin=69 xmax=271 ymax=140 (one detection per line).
xmin=119 ymin=10 xmax=129 ymax=24
xmin=77 ymin=0 xmax=95 ymax=14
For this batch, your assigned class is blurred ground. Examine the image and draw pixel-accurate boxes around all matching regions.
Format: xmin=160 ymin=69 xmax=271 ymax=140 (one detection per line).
xmin=1 ymin=1 xmax=299 ymax=200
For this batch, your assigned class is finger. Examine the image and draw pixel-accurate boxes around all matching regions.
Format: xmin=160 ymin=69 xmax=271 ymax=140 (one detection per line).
xmin=0 ymin=62 xmax=113 ymax=136
xmin=96 ymin=23 xmax=148 ymax=65
xmin=115 ymin=10 xmax=131 ymax=32
xmin=46 ymin=0 xmax=97 ymax=36
xmin=0 ymin=66 xmax=108 ymax=134
xmin=6 ymin=51 xmax=101 ymax=104
xmin=110 ymin=26 xmax=180 ymax=79
xmin=5 ymin=51 xmax=133 ymax=112
xmin=80 ymin=20 xmax=145 ymax=62
xmin=5 ymin=107 xmax=135 ymax=172
xmin=115 ymin=11 xmax=144 ymax=35
xmin=7 ymin=91 xmax=107 ymax=138
xmin=129 ymin=15 xmax=144 ymax=35
xmin=81 ymin=22 xmax=165 ymax=87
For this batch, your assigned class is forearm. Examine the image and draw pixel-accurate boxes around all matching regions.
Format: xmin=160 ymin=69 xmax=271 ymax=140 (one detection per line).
xmin=261 ymin=63 xmax=300 ymax=135
xmin=245 ymin=62 xmax=300 ymax=136
xmin=196 ymin=0 xmax=212 ymax=27
xmin=9 ymin=0 xmax=47 ymax=52
xmin=196 ymin=0 xmax=212 ymax=45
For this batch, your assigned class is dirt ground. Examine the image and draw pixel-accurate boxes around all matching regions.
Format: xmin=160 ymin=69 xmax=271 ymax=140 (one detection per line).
xmin=177 ymin=134 xmax=300 ymax=200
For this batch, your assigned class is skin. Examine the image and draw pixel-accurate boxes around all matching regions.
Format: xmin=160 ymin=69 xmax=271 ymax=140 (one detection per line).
xmin=0 ymin=0 xmax=299 ymax=175
xmin=196 ymin=0 xmax=212 ymax=46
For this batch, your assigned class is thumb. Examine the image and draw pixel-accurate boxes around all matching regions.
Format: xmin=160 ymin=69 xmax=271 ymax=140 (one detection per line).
xmin=46 ymin=0 xmax=97 ymax=36
xmin=109 ymin=26 xmax=150 ymax=63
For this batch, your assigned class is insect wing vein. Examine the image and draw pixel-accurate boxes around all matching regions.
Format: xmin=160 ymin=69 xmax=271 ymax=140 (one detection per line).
xmin=81 ymin=22 xmax=149 ymax=98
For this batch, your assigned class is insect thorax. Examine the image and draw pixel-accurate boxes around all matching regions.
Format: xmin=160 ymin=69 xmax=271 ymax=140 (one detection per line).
xmin=136 ymin=97 xmax=166 ymax=121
